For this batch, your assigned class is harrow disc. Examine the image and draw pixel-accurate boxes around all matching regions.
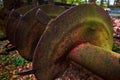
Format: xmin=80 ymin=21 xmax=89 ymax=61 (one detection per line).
xmin=16 ymin=5 xmax=34 ymax=14
xmin=6 ymin=5 xmax=34 ymax=44
xmin=15 ymin=5 xmax=66 ymax=61
xmin=32 ymin=4 xmax=113 ymax=80
xmin=0 ymin=5 xmax=34 ymax=40
xmin=6 ymin=10 xmax=21 ymax=44
xmin=40 ymin=4 xmax=66 ymax=18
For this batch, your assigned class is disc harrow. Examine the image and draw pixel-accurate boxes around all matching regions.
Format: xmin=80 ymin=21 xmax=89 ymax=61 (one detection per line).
xmin=0 ymin=2 xmax=120 ymax=80
xmin=3 ymin=4 xmax=65 ymax=60
xmin=32 ymin=4 xmax=115 ymax=80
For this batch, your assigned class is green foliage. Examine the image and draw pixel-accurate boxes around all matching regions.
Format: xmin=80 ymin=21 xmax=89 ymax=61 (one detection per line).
xmin=0 ymin=72 xmax=11 ymax=80
xmin=14 ymin=56 xmax=28 ymax=66
xmin=112 ymin=43 xmax=120 ymax=53
xmin=0 ymin=52 xmax=28 ymax=66
xmin=55 ymin=0 xmax=85 ymax=5
xmin=0 ymin=52 xmax=29 ymax=79
xmin=0 ymin=55 xmax=14 ymax=65
xmin=0 ymin=0 xmax=4 ymax=8
xmin=55 ymin=0 xmax=111 ymax=7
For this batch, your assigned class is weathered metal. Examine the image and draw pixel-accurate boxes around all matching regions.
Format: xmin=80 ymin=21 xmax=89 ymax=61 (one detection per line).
xmin=6 ymin=5 xmax=34 ymax=45
xmin=40 ymin=4 xmax=66 ymax=18
xmin=3 ymin=0 xmax=24 ymax=10
xmin=2 ymin=2 xmax=118 ymax=80
xmin=15 ymin=7 xmax=50 ymax=61
xmin=35 ymin=8 xmax=51 ymax=25
xmin=16 ymin=5 xmax=34 ymax=14
xmin=4 ymin=4 xmax=66 ymax=60
xmin=32 ymin=4 xmax=113 ymax=80
xmin=6 ymin=9 xmax=22 ymax=45
xmin=14 ymin=5 xmax=66 ymax=61
xmin=0 ymin=5 xmax=33 ymax=41
xmin=68 ymin=43 xmax=120 ymax=80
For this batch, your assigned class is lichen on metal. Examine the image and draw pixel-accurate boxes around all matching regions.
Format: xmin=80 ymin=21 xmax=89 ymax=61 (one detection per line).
xmin=32 ymin=4 xmax=113 ymax=80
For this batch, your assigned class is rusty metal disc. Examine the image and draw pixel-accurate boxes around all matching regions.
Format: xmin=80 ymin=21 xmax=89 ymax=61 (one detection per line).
xmin=16 ymin=5 xmax=34 ymax=14
xmin=40 ymin=4 xmax=66 ymax=18
xmin=15 ymin=7 xmax=47 ymax=61
xmin=6 ymin=5 xmax=33 ymax=45
xmin=14 ymin=4 xmax=66 ymax=61
xmin=6 ymin=9 xmax=21 ymax=45
xmin=32 ymin=4 xmax=113 ymax=80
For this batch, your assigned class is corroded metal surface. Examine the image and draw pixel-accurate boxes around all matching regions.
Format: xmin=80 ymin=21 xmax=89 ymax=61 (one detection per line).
xmin=40 ymin=4 xmax=66 ymax=18
xmin=6 ymin=5 xmax=33 ymax=45
xmin=35 ymin=8 xmax=51 ymax=25
xmin=69 ymin=43 xmax=120 ymax=80
xmin=6 ymin=9 xmax=21 ymax=45
xmin=16 ymin=5 xmax=34 ymax=15
xmin=14 ymin=5 xmax=66 ymax=61
xmin=15 ymin=7 xmax=50 ymax=61
xmin=33 ymin=4 xmax=113 ymax=80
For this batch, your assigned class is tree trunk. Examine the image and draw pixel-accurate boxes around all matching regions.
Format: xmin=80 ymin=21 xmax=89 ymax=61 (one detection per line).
xmin=114 ymin=0 xmax=120 ymax=6
xmin=107 ymin=0 xmax=110 ymax=7
xmin=85 ymin=0 xmax=87 ymax=4
xmin=100 ymin=0 xmax=104 ymax=6
xmin=89 ymin=0 xmax=96 ymax=4
xmin=38 ymin=0 xmax=44 ymax=5
xmin=61 ymin=0 xmax=66 ymax=4
xmin=26 ymin=0 xmax=32 ymax=4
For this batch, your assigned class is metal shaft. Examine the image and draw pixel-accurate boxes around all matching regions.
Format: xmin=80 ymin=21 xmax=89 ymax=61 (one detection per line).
xmin=68 ymin=43 xmax=120 ymax=80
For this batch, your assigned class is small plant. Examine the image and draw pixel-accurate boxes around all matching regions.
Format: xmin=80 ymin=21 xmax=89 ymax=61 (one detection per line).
xmin=0 ymin=53 xmax=28 ymax=66
xmin=112 ymin=43 xmax=120 ymax=53
xmin=0 ymin=52 xmax=30 ymax=80
xmin=0 ymin=72 xmax=11 ymax=80
xmin=14 ymin=56 xmax=28 ymax=66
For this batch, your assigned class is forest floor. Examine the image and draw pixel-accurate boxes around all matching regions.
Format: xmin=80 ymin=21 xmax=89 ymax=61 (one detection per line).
xmin=0 ymin=17 xmax=120 ymax=80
